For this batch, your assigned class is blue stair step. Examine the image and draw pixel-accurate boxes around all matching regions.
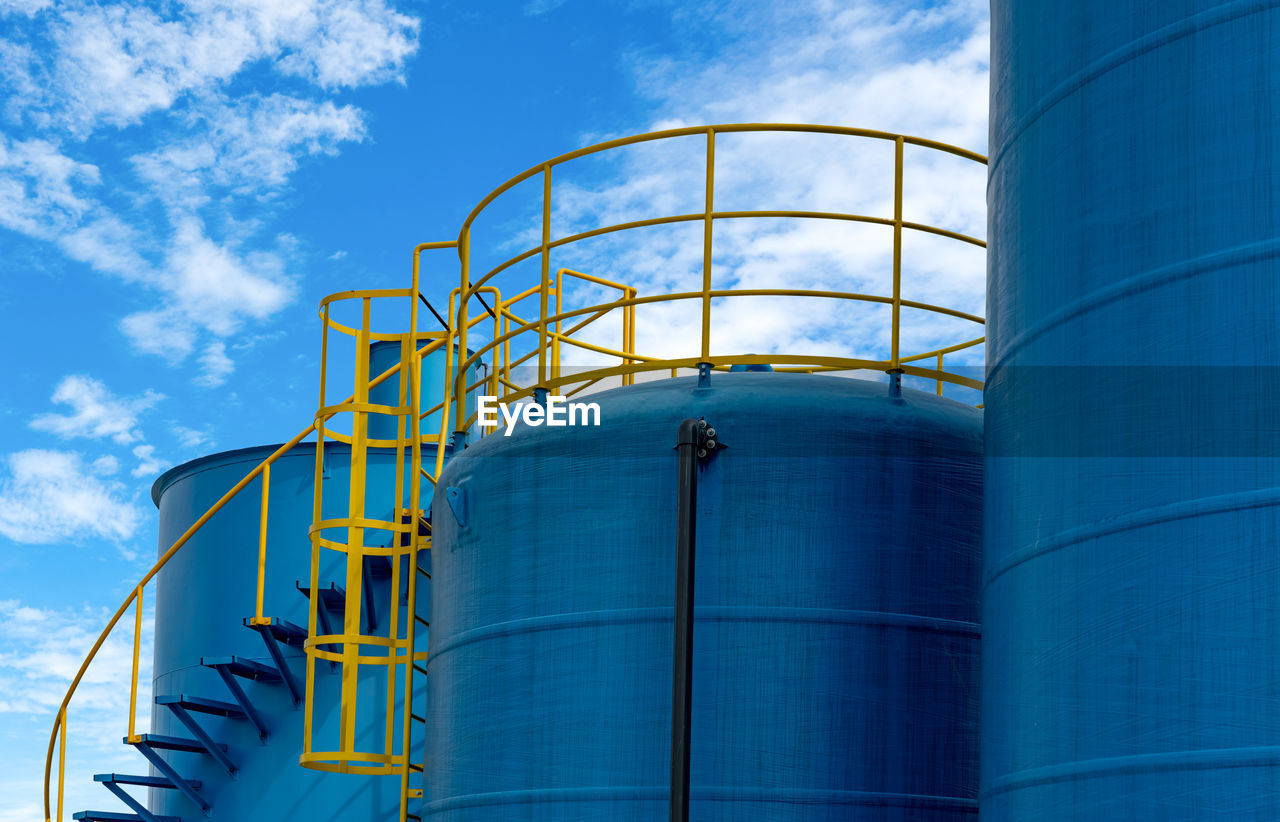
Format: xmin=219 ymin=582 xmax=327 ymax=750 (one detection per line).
xmin=243 ymin=618 xmax=304 ymax=706
xmin=127 ymin=739 xmax=213 ymax=813
xmin=73 ymin=813 xmax=180 ymax=822
xmin=296 ymin=580 xmax=346 ymax=610
xmin=156 ymin=693 xmax=245 ymax=719
xmin=201 ymin=655 xmax=281 ymax=682
xmin=93 ymin=773 xmax=201 ymax=790
xmin=125 ymin=733 xmax=226 ymax=754
xmin=366 ymin=554 xmax=393 ymax=579
xmin=242 ymin=616 xmax=307 ymax=647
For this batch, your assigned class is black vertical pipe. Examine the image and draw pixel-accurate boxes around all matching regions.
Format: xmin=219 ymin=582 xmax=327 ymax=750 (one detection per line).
xmin=672 ymin=418 xmax=702 ymax=822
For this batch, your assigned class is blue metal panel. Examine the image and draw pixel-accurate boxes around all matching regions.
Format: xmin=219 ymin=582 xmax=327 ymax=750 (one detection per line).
xmin=427 ymin=373 xmax=982 ymax=820
xmin=984 ymin=3 xmax=1280 ymax=819
xmin=148 ymin=443 xmax=424 ymax=820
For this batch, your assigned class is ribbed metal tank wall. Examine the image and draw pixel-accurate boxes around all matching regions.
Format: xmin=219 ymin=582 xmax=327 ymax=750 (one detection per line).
xmin=985 ymin=3 xmax=1280 ymax=820
xmin=427 ymin=373 xmax=982 ymax=820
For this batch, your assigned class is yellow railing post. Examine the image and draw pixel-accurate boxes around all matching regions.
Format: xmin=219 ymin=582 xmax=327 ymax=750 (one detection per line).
xmin=454 ymin=232 xmax=471 ymax=440
xmin=553 ymin=264 xmax=563 ymax=384
xmin=254 ymin=463 xmax=270 ymax=623
xmin=337 ymin=298 xmax=373 ymax=757
xmin=127 ymin=584 xmax=143 ymax=743
xmin=701 ymin=128 xmax=716 ymax=361
xmin=890 ymin=135 xmax=905 ymax=371
xmin=937 ymin=353 xmax=945 ymax=395
xmin=55 ymin=707 xmax=65 ymax=822
xmin=539 ymin=163 xmax=553 ymax=391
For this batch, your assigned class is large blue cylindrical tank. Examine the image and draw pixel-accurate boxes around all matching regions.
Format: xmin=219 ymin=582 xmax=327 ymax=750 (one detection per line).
xmin=149 ymin=443 xmax=413 ymax=819
xmin=426 ymin=373 xmax=982 ymax=820
xmin=985 ymin=3 xmax=1280 ymax=820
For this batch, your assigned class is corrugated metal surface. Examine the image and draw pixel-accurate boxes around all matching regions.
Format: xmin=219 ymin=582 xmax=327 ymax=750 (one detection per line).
xmin=984 ymin=2 xmax=1280 ymax=819
xmin=427 ymin=373 xmax=982 ymax=820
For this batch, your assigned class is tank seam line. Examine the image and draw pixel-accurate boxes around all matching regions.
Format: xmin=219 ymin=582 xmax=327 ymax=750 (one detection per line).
xmin=984 ymin=486 xmax=1280 ymax=586
xmin=987 ymin=236 xmax=1280 ymax=378
xmin=424 ymin=785 xmax=979 ymax=812
xmin=426 ymin=606 xmax=979 ymax=664
xmin=982 ymin=745 xmax=1280 ymax=797
xmin=987 ymin=0 xmax=1280 ymax=176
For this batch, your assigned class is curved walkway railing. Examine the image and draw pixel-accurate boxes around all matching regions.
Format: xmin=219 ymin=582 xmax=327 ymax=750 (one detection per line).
xmin=448 ymin=124 xmax=986 ymax=433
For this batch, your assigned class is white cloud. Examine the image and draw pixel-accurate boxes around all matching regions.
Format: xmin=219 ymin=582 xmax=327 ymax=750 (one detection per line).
xmin=5 ymin=0 xmax=418 ymax=137
xmin=275 ymin=0 xmax=420 ymax=89
xmin=29 ymin=375 xmax=163 ymax=444
xmin=132 ymin=93 xmax=367 ymax=208
xmin=171 ymin=424 xmax=213 ymax=450
xmin=119 ymin=221 xmax=294 ymax=361
xmin=524 ymin=0 xmax=569 ymax=15
xmin=0 ymin=449 xmax=146 ymax=544
xmin=0 ymin=135 xmax=98 ymax=238
xmin=0 ymin=0 xmax=50 ymax=17
xmin=131 ymin=443 xmax=167 ymax=478
xmin=0 ymin=0 xmax=420 ymax=379
xmin=194 ymin=340 xmax=235 ymax=388
xmin=0 ymin=598 xmax=156 ymax=817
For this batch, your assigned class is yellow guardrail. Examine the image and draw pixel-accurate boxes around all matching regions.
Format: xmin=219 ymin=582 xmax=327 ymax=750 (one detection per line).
xmin=446 ymin=123 xmax=986 ymax=433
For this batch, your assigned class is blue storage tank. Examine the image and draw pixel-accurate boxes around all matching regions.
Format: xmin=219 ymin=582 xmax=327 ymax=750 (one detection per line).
xmin=985 ymin=3 xmax=1280 ymax=820
xmin=426 ymin=372 xmax=982 ymax=820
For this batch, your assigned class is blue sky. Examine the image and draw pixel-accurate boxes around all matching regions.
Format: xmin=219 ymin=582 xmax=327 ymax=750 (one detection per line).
xmin=0 ymin=0 xmax=988 ymax=817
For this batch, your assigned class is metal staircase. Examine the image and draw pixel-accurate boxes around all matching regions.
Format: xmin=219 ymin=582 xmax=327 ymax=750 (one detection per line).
xmin=73 ymin=550 xmax=423 ymax=821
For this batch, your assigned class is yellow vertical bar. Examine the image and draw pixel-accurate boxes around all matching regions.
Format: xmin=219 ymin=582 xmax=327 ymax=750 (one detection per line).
xmin=539 ymin=164 xmax=553 ymax=388
xmin=936 ymin=353 xmax=944 ymax=395
xmin=701 ymin=129 xmax=715 ymax=361
xmin=434 ymin=291 xmax=458 ymax=481
xmin=491 ymin=304 xmax=501 ymax=398
xmin=383 ymin=337 xmax=406 ymax=763
xmin=454 ymin=233 xmax=470 ymax=438
xmin=399 ymin=548 xmax=420 ymax=822
xmin=56 ymin=707 xmax=65 ymax=822
xmin=891 ymin=135 xmax=904 ymax=370
xmin=255 ymin=463 xmax=270 ymax=622
xmin=553 ymin=267 xmax=562 ymax=383
xmin=127 ymin=584 xmax=142 ymax=742
xmin=341 ymin=298 xmax=373 ymax=757
xmin=304 ymin=304 xmax=330 ymax=759
xmin=627 ymin=290 xmax=636 ymax=386
xmin=502 ymin=309 xmax=511 ymax=396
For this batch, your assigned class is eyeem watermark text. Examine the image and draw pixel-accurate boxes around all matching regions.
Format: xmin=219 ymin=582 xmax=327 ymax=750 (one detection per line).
xmin=476 ymin=395 xmax=602 ymax=436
